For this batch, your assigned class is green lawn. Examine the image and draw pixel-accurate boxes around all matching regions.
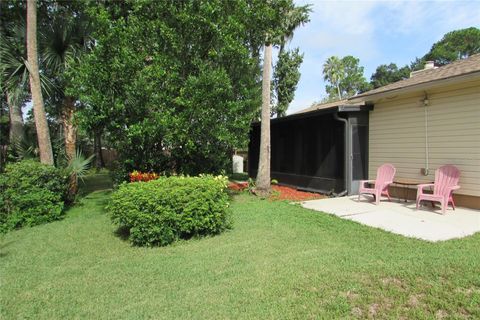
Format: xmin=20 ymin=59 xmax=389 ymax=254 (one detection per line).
xmin=1 ymin=175 xmax=479 ymax=319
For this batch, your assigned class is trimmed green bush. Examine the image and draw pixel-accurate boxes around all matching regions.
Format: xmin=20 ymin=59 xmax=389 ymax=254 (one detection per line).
xmin=0 ymin=160 xmax=69 ymax=233
xmin=108 ymin=175 xmax=231 ymax=246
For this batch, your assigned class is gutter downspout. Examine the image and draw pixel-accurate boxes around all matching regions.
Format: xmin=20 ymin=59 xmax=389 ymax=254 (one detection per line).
xmin=333 ymin=112 xmax=348 ymax=197
xmin=423 ymin=93 xmax=430 ymax=176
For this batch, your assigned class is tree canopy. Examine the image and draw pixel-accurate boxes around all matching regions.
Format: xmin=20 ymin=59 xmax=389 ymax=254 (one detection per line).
xmin=272 ymin=48 xmax=303 ymax=117
xmin=370 ymin=63 xmax=410 ymax=89
xmin=70 ymin=0 xmax=301 ymax=175
xmin=323 ymin=55 xmax=370 ymax=100
xmin=425 ymin=27 xmax=480 ymax=66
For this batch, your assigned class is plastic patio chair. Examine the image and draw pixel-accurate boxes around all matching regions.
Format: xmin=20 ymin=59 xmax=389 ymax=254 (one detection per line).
xmin=416 ymin=165 xmax=460 ymax=214
xmin=358 ymin=164 xmax=396 ymax=205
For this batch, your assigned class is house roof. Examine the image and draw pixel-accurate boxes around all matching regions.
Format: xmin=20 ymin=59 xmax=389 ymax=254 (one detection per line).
xmin=352 ymin=53 xmax=480 ymax=99
xmin=275 ymin=54 xmax=480 ymax=122
xmin=293 ymin=99 xmax=347 ymax=114
xmin=294 ymin=99 xmax=366 ymax=115
xmin=251 ymin=99 xmax=367 ymax=127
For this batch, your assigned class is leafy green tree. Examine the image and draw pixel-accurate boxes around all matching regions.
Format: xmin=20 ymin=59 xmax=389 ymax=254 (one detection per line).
xmin=323 ymin=56 xmax=344 ymax=99
xmin=323 ymin=55 xmax=370 ymax=99
xmin=370 ymin=63 xmax=411 ymax=88
xmin=272 ymin=48 xmax=303 ymax=117
xmin=409 ymin=27 xmax=480 ymax=71
xmin=340 ymin=55 xmax=371 ymax=96
xmin=71 ymin=0 xmax=286 ymax=176
xmin=425 ymin=27 xmax=480 ymax=66
xmin=409 ymin=56 xmax=426 ymax=72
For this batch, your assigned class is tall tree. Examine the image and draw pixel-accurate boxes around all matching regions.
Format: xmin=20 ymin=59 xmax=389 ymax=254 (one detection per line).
xmin=256 ymin=43 xmax=273 ymax=194
xmin=323 ymin=55 xmax=370 ymax=99
xmin=0 ymin=97 xmax=9 ymax=169
xmin=26 ymin=0 xmax=53 ymax=164
xmin=270 ymin=4 xmax=310 ymax=118
xmin=272 ymin=48 xmax=303 ymax=117
xmin=410 ymin=27 xmax=480 ymax=71
xmin=255 ymin=1 xmax=310 ymax=194
xmin=1 ymin=3 xmax=27 ymax=145
xmin=72 ymin=1 xmax=268 ymax=176
xmin=339 ymin=55 xmax=370 ymax=96
xmin=42 ymin=3 xmax=91 ymax=165
xmin=323 ymin=56 xmax=344 ymax=100
xmin=278 ymin=5 xmax=311 ymax=54
xmin=425 ymin=27 xmax=480 ymax=66
xmin=370 ymin=63 xmax=410 ymax=88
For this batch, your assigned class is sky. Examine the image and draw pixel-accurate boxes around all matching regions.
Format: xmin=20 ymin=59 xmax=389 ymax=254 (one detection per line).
xmin=285 ymin=0 xmax=480 ymax=113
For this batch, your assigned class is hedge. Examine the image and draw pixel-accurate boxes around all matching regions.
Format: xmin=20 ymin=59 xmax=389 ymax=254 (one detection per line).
xmin=0 ymin=160 xmax=69 ymax=233
xmin=108 ymin=175 xmax=231 ymax=246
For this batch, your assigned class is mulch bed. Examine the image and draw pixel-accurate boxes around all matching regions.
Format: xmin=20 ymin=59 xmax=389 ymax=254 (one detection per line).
xmin=228 ymin=182 xmax=325 ymax=202
xmin=228 ymin=181 xmax=249 ymax=191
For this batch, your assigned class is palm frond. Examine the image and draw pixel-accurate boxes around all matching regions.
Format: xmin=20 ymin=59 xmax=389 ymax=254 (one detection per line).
xmin=10 ymin=137 xmax=37 ymax=160
xmin=67 ymin=149 xmax=94 ymax=181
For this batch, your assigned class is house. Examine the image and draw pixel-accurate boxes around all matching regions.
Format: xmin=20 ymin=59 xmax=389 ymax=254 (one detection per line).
xmin=249 ymin=53 xmax=480 ymax=209
xmin=249 ymin=99 xmax=371 ymax=196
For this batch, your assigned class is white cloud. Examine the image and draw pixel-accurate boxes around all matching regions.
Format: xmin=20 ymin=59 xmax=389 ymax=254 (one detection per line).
xmin=288 ymin=0 xmax=480 ymax=114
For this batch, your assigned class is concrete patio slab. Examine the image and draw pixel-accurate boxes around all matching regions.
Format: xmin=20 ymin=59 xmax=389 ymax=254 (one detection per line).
xmin=301 ymin=196 xmax=480 ymax=241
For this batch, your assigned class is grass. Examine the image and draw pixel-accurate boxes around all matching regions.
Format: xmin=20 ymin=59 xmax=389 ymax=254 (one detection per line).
xmin=1 ymin=174 xmax=479 ymax=319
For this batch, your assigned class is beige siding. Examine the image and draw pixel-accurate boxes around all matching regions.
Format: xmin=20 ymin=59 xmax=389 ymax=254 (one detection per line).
xmin=369 ymin=79 xmax=480 ymax=196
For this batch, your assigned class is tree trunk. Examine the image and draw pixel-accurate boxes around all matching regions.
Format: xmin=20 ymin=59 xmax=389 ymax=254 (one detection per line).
xmin=27 ymin=0 xmax=54 ymax=165
xmin=93 ymin=130 xmax=105 ymax=170
xmin=255 ymin=44 xmax=272 ymax=195
xmin=62 ymin=96 xmax=78 ymax=200
xmin=6 ymin=92 xmax=25 ymax=144
xmin=62 ymin=96 xmax=76 ymax=161
xmin=0 ymin=99 xmax=7 ymax=170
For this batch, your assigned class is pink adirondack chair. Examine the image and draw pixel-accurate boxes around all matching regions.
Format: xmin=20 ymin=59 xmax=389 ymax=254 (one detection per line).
xmin=358 ymin=164 xmax=396 ymax=205
xmin=416 ymin=165 xmax=460 ymax=214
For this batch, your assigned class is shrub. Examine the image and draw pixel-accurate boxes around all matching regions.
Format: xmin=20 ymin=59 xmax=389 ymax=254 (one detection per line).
xmin=108 ymin=175 xmax=231 ymax=246
xmin=109 ymin=161 xmax=128 ymax=188
xmin=0 ymin=160 xmax=69 ymax=233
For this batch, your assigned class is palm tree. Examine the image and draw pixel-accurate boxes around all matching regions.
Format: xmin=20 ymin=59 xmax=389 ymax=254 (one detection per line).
xmin=323 ymin=56 xmax=344 ymax=100
xmin=255 ymin=42 xmax=273 ymax=194
xmin=273 ymin=5 xmax=310 ymax=118
xmin=1 ymin=21 xmax=29 ymax=145
xmin=278 ymin=5 xmax=311 ymax=54
xmin=255 ymin=3 xmax=310 ymax=194
xmin=27 ymin=0 xmax=54 ymax=165
xmin=41 ymin=7 xmax=91 ymax=196
xmin=42 ymin=10 xmax=91 ymax=164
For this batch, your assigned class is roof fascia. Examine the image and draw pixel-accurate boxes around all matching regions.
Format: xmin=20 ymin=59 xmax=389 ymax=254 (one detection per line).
xmin=349 ymin=71 xmax=480 ymax=104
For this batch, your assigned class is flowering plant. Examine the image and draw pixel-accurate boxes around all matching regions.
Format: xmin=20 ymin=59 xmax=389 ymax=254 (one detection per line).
xmin=129 ymin=171 xmax=160 ymax=182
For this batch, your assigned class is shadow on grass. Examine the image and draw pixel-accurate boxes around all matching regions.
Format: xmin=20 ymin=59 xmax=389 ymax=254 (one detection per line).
xmin=78 ymin=173 xmax=113 ymax=197
xmin=0 ymin=240 xmax=15 ymax=258
xmin=114 ymin=226 xmax=130 ymax=241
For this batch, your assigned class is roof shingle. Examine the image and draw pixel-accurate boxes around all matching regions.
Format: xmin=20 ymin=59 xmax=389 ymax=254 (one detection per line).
xmin=292 ymin=54 xmax=480 ymax=116
xmin=353 ymin=53 xmax=480 ymax=99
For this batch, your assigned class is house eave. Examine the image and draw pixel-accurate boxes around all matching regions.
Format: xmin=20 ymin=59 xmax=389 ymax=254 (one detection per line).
xmin=251 ymin=104 xmax=371 ymax=127
xmin=349 ymin=71 xmax=480 ymax=104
